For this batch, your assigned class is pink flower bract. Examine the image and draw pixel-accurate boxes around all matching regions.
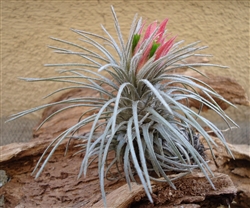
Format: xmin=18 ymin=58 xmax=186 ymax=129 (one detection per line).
xmin=133 ymin=18 xmax=176 ymax=71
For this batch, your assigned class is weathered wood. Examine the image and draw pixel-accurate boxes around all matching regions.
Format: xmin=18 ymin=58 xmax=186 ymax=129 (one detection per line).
xmin=93 ymin=172 xmax=236 ymax=208
xmin=0 ymin=136 xmax=243 ymax=208
xmin=1 ymin=132 xmax=249 ymax=207
xmin=0 ymin=139 xmax=126 ymax=208
xmin=200 ymin=136 xmax=250 ymax=208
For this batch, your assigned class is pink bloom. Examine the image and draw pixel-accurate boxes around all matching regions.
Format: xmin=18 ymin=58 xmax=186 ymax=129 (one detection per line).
xmin=132 ymin=18 xmax=176 ymax=72
xmin=133 ymin=21 xmax=157 ymax=54
xmin=154 ymin=36 xmax=176 ymax=60
xmin=156 ymin=18 xmax=169 ymax=45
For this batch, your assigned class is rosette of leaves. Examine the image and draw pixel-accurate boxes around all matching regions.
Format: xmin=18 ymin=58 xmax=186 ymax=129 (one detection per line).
xmin=9 ymin=6 xmax=237 ymax=205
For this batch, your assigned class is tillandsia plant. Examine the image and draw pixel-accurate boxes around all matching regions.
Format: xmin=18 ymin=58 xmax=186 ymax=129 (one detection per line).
xmin=9 ymin=6 xmax=237 ymax=206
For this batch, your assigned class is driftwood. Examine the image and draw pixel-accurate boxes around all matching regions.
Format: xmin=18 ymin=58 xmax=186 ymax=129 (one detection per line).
xmin=1 ymin=133 xmax=249 ymax=207
xmin=1 ymin=115 xmax=249 ymax=207
xmin=1 ymin=58 xmax=249 ymax=207
xmin=94 ymin=172 xmax=237 ymax=208
xmin=201 ymin=136 xmax=250 ymax=208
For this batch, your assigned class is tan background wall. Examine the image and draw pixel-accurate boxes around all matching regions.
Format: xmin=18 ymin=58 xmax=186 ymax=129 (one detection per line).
xmin=2 ymin=0 xmax=249 ymax=124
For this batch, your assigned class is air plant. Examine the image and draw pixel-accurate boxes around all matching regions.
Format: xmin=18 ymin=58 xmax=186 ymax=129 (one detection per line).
xmin=9 ymin=6 xmax=237 ymax=206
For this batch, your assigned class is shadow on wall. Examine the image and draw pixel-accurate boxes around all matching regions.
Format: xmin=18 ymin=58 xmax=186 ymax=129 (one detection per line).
xmin=0 ymin=117 xmax=38 ymax=146
xmin=214 ymin=121 xmax=249 ymax=145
